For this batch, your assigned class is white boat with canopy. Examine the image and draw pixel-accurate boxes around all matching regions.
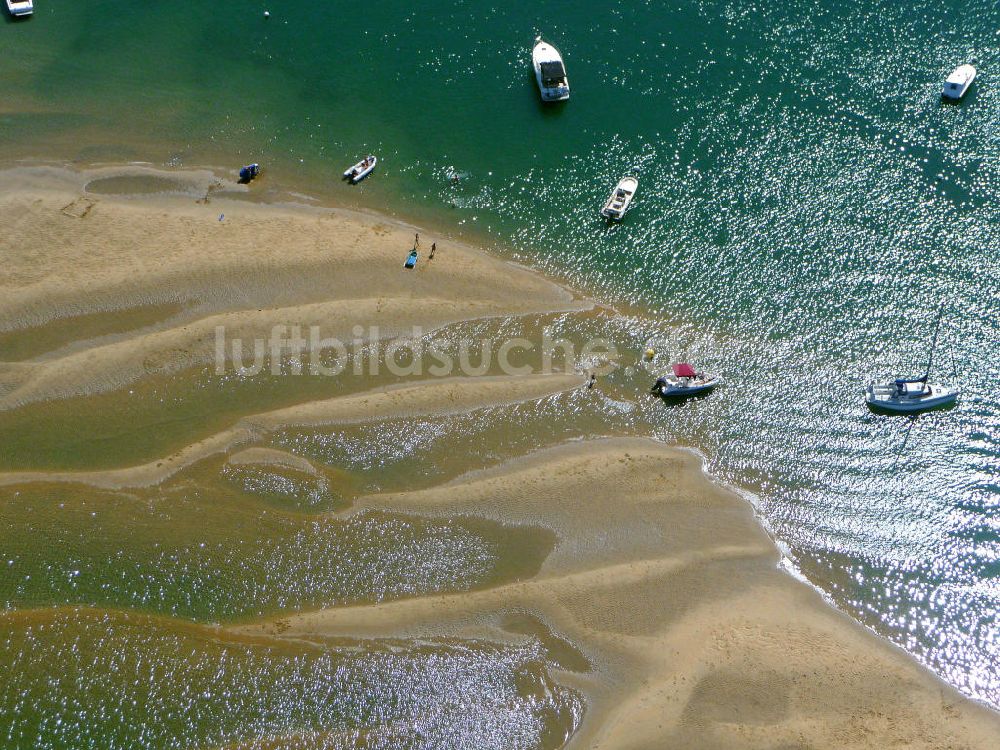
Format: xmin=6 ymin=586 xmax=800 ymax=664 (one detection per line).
xmin=866 ymin=308 xmax=958 ymax=413
xmin=601 ymin=176 xmax=638 ymax=220
xmin=652 ymin=363 xmax=721 ymax=397
xmin=532 ymin=37 xmax=570 ymax=102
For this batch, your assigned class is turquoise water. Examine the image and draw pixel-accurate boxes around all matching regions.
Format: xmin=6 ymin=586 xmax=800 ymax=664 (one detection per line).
xmin=3 ymin=0 xmax=1000 ymax=709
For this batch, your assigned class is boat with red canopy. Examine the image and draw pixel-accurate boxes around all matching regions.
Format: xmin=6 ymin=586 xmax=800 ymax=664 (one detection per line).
xmin=651 ymin=363 xmax=721 ymax=397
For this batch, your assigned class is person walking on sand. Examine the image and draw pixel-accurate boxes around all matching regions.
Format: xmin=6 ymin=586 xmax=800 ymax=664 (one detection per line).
xmin=429 ymin=242 xmax=436 ymax=260
xmin=414 ymin=232 xmax=420 ymax=249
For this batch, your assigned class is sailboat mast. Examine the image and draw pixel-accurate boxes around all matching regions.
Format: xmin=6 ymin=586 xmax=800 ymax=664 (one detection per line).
xmin=924 ymin=306 xmax=944 ymax=381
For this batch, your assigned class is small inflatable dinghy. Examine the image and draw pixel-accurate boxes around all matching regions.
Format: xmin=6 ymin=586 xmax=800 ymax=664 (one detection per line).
xmin=344 ymin=155 xmax=377 ymax=184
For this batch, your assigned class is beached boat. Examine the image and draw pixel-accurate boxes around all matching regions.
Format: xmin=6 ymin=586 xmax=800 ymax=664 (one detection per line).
xmin=5 ymin=0 xmax=33 ymax=17
xmin=238 ymin=163 xmax=260 ymax=183
xmin=651 ymin=363 xmax=721 ymax=397
xmin=942 ymin=64 xmax=976 ymax=100
xmin=866 ymin=308 xmax=958 ymax=413
xmin=532 ymin=37 xmax=570 ymax=102
xmin=601 ymin=176 xmax=638 ymax=221
xmin=343 ymin=155 xmax=377 ymax=184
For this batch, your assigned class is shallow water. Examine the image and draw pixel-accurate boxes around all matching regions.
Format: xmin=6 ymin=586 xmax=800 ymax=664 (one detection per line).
xmin=0 ymin=473 xmax=554 ymax=622
xmin=1 ymin=609 xmax=582 ymax=750
xmin=3 ymin=0 xmax=1000 ymax=725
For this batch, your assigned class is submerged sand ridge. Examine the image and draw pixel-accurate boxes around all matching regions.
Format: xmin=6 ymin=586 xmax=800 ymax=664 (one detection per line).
xmin=237 ymin=439 xmax=1000 ymax=749
xmin=0 ymin=373 xmax=586 ymax=489
xmin=1 ymin=166 xmax=998 ymax=749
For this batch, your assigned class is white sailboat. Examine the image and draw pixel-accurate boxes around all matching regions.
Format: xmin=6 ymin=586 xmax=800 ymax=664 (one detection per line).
xmin=532 ymin=37 xmax=570 ymax=102
xmin=866 ymin=309 xmax=958 ymax=413
xmin=600 ymin=176 xmax=638 ymax=220
xmin=866 ymin=379 xmax=958 ymax=412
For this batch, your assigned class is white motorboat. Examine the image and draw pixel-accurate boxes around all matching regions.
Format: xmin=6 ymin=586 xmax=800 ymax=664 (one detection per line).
xmin=532 ymin=37 xmax=570 ymax=102
xmin=343 ymin=155 xmax=377 ymax=184
xmin=942 ymin=64 xmax=976 ymax=100
xmin=652 ymin=363 xmax=721 ymax=397
xmin=601 ymin=176 xmax=638 ymax=220
xmin=866 ymin=307 xmax=959 ymax=413
xmin=866 ymin=378 xmax=958 ymax=412
xmin=5 ymin=0 xmax=33 ymax=17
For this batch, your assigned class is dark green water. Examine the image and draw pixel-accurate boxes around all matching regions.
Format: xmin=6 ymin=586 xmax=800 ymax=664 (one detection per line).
xmin=3 ymin=0 xmax=1000 ymax=720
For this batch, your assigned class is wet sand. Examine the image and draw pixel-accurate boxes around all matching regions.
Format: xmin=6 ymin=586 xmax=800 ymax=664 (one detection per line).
xmin=237 ymin=438 xmax=1000 ymax=749
xmin=2 ymin=165 xmax=998 ymax=748
xmin=0 ymin=165 xmax=584 ymax=409
xmin=0 ymin=373 xmax=585 ymax=489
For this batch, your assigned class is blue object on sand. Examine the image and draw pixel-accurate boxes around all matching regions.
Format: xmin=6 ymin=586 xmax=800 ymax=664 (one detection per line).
xmin=218 ymin=214 xmax=224 ymax=221
xmin=404 ymin=250 xmax=418 ymax=269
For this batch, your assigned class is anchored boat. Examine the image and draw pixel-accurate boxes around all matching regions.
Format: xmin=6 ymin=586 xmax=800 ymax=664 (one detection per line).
xmin=866 ymin=309 xmax=958 ymax=413
xmin=5 ymin=0 xmax=33 ymax=17
xmin=601 ymin=176 xmax=638 ymax=221
xmin=532 ymin=37 xmax=570 ymax=102
xmin=942 ymin=64 xmax=976 ymax=100
xmin=343 ymin=155 xmax=377 ymax=184
xmin=652 ymin=363 xmax=721 ymax=397
xmin=866 ymin=378 xmax=958 ymax=412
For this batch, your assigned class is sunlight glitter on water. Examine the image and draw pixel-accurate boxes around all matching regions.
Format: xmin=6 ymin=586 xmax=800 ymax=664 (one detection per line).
xmin=1 ymin=609 xmax=582 ymax=750
xmin=2 ymin=0 xmax=999 ymax=713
